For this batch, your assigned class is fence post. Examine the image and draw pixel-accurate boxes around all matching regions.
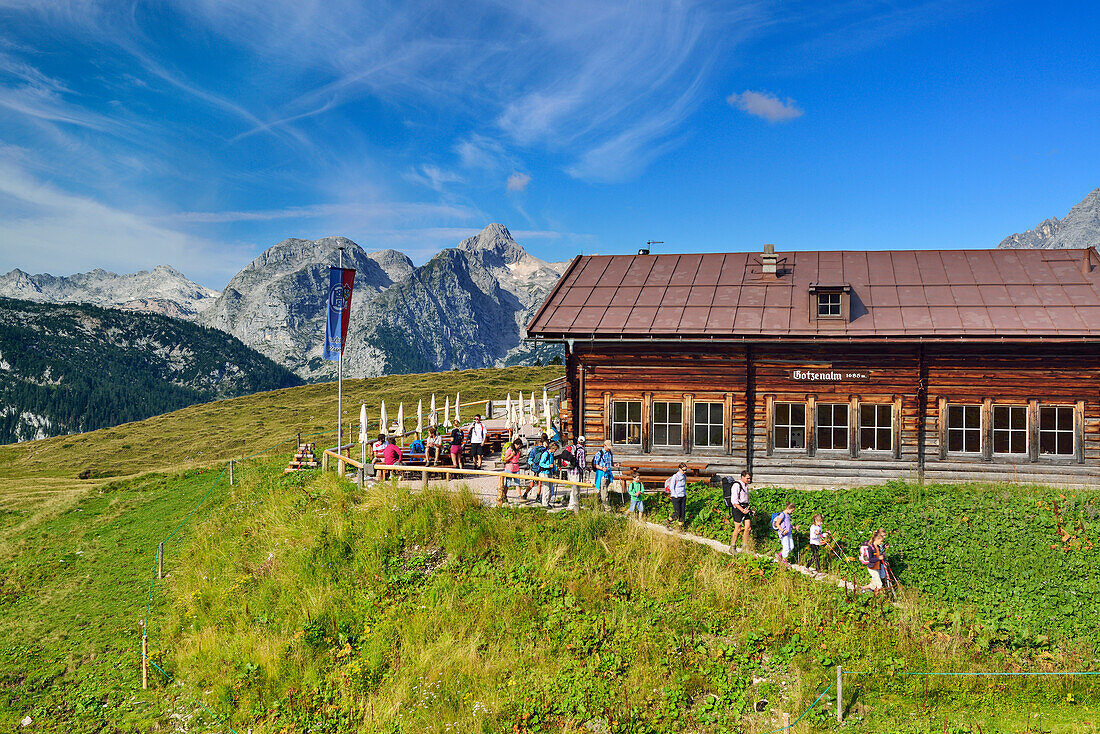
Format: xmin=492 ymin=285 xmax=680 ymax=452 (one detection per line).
xmin=783 ymin=712 xmax=790 ymax=730
xmin=229 ymin=460 xmax=234 ymax=486
xmin=422 ymin=468 xmax=428 ymax=491
xmin=157 ymin=542 xmax=163 ymax=580
xmin=338 ymin=456 xmax=345 ymax=477
xmin=837 ymin=664 xmax=843 ymax=723
xmin=322 ymin=452 xmax=329 ymax=472
xmin=497 ymin=474 xmax=505 ymax=507
xmin=142 ymin=633 xmax=148 ymax=690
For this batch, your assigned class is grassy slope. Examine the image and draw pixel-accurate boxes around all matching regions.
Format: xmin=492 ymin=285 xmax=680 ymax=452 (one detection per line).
xmin=0 ymin=365 xmax=560 ymax=730
xmin=643 ymin=482 xmax=1100 ymax=650
xmin=156 ymin=469 xmax=1099 ymax=733
xmin=0 ymin=365 xmax=562 ymax=481
xmin=0 ymin=468 xmax=228 ymax=731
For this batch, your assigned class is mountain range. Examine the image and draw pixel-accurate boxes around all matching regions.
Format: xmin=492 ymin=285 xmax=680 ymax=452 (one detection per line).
xmin=0 ymin=224 xmax=568 ymax=385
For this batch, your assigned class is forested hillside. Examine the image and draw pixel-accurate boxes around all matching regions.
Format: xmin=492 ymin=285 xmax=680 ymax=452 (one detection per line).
xmin=0 ymin=298 xmax=302 ymax=443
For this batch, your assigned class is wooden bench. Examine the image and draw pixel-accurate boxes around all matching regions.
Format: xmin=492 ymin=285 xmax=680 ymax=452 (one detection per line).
xmin=615 ymin=462 xmax=715 ymax=491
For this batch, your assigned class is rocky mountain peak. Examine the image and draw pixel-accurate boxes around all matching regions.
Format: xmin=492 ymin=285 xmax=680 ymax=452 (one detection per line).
xmin=456 ymin=223 xmax=533 ymax=266
xmin=998 ymin=188 xmax=1100 ymax=250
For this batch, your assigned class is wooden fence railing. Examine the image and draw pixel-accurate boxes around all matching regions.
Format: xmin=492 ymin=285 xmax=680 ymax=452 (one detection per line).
xmin=321 ymin=451 xmax=596 ymax=505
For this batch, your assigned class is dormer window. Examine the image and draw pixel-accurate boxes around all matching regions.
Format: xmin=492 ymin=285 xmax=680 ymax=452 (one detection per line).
xmin=809 ymin=284 xmax=851 ymax=323
xmin=817 ymin=292 xmax=842 ymax=317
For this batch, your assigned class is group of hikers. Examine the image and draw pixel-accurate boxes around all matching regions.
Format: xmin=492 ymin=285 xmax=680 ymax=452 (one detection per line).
xmin=368 ymin=423 xmax=894 ymax=595
xmin=723 ymin=470 xmax=895 ymax=593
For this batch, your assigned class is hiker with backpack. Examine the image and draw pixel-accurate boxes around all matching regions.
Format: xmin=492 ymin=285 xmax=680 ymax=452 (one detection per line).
xmin=566 ymin=436 xmax=586 ymax=512
xmin=592 ymin=440 xmax=615 ymax=510
xmin=501 ymin=440 xmax=522 ymax=504
xmin=522 ymin=439 xmax=546 ymax=501
xmin=665 ymin=463 xmax=688 ymax=529
xmin=859 ymin=529 xmax=887 ymax=592
xmin=539 ymin=441 xmax=558 ymax=507
xmin=726 ymin=470 xmax=753 ymax=554
xmin=771 ymin=502 xmax=796 ymax=566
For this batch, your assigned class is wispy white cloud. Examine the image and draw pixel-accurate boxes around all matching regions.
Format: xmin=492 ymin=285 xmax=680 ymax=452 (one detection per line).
xmin=405 ymin=164 xmax=464 ymax=193
xmin=727 ymin=90 xmax=804 ymax=123
xmin=506 ymin=172 xmax=531 ymax=192
xmin=166 ymin=200 xmax=475 ymax=225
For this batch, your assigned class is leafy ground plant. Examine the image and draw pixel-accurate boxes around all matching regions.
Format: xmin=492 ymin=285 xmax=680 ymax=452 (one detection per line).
xmin=643 ymin=480 xmax=1100 ymax=653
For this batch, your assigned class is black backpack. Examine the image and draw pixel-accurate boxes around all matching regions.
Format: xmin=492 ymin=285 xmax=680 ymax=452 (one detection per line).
xmin=558 ymin=448 xmax=577 ymax=469
xmin=590 ymin=448 xmax=605 ymax=472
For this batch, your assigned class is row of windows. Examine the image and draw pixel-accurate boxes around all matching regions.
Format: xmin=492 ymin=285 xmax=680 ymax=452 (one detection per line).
xmin=612 ymin=400 xmax=726 ymax=448
xmin=772 ymin=402 xmax=893 ymax=452
xmin=608 ymin=398 xmax=1079 ymax=458
xmin=946 ymin=404 xmax=1074 ymax=456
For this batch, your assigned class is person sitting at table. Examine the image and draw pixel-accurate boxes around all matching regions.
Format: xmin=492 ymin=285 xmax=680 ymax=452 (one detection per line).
xmin=425 ymin=426 xmax=442 ymax=465
xmin=382 ymin=439 xmax=402 ymax=466
xmin=371 ymin=433 xmax=387 ymax=462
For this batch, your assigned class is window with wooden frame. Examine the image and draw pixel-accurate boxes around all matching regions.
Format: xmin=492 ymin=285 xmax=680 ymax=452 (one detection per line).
xmin=651 ymin=401 xmax=683 ymax=447
xmin=808 ymin=284 xmax=851 ymax=322
xmin=693 ymin=402 xmax=724 ymax=448
xmin=946 ymin=404 xmax=982 ymax=453
xmin=611 ymin=400 xmax=642 ymax=446
xmin=859 ymin=404 xmax=893 ymax=452
xmin=992 ymin=405 xmax=1028 ymax=455
xmin=816 ymin=403 xmax=849 ymax=450
xmin=1038 ymin=405 xmax=1074 ymax=456
xmin=773 ymin=402 xmax=806 ymax=450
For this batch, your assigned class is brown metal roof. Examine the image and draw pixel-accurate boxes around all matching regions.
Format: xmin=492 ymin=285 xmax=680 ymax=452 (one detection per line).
xmin=527 ymin=248 xmax=1100 ymax=340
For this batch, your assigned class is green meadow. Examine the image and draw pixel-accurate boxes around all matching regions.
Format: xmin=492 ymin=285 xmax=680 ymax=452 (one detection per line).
xmin=1 ymin=365 xmax=1098 ymax=732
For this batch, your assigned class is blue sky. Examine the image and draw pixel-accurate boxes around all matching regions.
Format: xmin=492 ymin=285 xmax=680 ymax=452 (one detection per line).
xmin=0 ymin=0 xmax=1097 ymax=288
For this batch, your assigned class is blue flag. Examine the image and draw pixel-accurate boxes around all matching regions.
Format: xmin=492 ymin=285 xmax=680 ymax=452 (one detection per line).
xmin=323 ymin=267 xmax=355 ymax=361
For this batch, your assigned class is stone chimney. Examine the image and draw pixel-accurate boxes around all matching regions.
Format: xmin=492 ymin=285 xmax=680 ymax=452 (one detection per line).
xmin=761 ymin=244 xmax=778 ymax=275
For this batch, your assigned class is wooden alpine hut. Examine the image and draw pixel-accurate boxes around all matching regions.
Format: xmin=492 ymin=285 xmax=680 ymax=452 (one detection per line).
xmin=526 ymin=245 xmax=1100 ymax=487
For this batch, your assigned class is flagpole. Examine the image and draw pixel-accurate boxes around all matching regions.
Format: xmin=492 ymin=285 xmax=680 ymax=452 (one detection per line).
xmin=338 ymin=246 xmax=345 ymax=454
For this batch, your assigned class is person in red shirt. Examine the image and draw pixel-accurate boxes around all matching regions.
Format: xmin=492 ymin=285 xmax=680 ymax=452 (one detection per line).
xmin=382 ymin=440 xmax=402 ymax=465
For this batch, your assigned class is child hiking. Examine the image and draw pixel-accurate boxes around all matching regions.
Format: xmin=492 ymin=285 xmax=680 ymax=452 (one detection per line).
xmin=859 ymin=529 xmax=887 ymax=593
xmin=772 ymin=502 xmax=796 ymax=566
xmin=626 ymin=469 xmax=644 ymax=517
xmin=808 ymin=514 xmax=825 ymax=573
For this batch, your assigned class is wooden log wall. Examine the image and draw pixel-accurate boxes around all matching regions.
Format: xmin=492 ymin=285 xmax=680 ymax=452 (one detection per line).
xmin=554 ymin=341 xmax=1099 ymax=484
xmin=566 ymin=345 xmax=748 ymax=453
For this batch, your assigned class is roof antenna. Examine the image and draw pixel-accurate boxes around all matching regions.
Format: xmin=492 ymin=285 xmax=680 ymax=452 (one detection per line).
xmin=639 ymin=240 xmax=662 ymax=255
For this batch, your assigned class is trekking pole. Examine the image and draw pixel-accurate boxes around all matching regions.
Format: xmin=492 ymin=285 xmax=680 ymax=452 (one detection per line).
xmin=883 ymin=559 xmax=901 ymax=601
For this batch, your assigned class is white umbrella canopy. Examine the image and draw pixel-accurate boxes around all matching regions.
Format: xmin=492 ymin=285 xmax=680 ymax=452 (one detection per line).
xmin=429 ymin=394 xmax=437 ymax=427
xmin=416 ymin=399 xmax=423 ymax=435
xmin=454 ymin=392 xmax=461 ymax=424
xmin=397 ymin=403 xmax=405 ymax=440
xmin=380 ymin=401 xmax=388 ymax=438
xmin=444 ymin=396 xmax=450 ymax=427
xmin=504 ymin=394 xmax=513 ymax=429
xmin=358 ymin=404 xmax=369 ymax=444
xmin=529 ymin=392 xmax=536 ymax=425
xmin=543 ymin=389 xmax=552 ymax=432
